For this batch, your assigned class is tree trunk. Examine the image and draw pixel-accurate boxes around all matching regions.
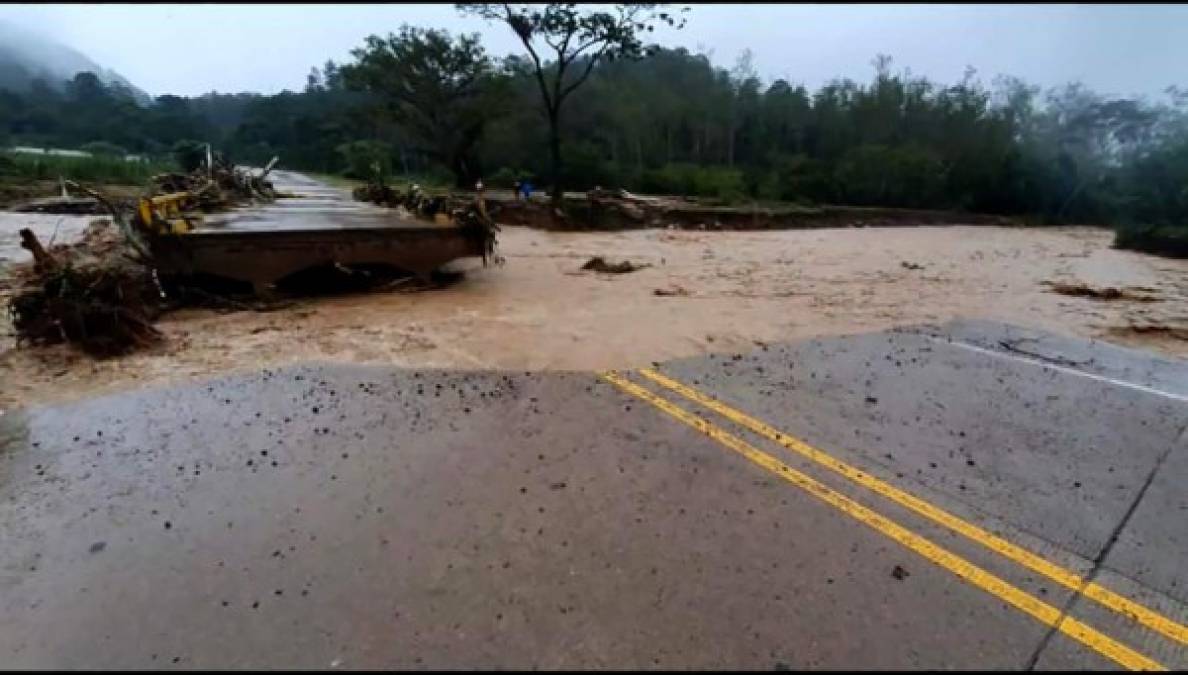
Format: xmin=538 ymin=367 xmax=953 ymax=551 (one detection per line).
xmin=452 ymin=154 xmax=471 ymax=189
xmin=548 ymin=111 xmax=563 ymax=208
xmin=727 ymin=121 xmax=735 ymax=167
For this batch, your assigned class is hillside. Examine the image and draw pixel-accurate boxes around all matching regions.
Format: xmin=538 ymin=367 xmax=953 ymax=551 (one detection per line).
xmin=0 ymin=21 xmax=150 ymax=104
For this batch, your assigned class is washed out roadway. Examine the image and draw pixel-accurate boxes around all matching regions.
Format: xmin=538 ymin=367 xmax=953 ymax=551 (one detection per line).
xmin=1 ymin=319 xmax=1186 ymax=669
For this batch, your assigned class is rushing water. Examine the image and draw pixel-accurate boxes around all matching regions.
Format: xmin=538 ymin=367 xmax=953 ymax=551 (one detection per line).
xmin=0 ymin=213 xmax=95 ymax=269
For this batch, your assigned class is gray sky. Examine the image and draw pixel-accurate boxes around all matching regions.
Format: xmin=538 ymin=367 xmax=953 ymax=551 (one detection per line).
xmin=2 ymin=3 xmax=1186 ymax=100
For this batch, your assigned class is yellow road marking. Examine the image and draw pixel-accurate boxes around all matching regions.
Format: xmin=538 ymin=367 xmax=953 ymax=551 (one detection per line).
xmin=636 ymin=367 xmax=1188 ymax=648
xmin=601 ymin=370 xmax=1166 ymax=671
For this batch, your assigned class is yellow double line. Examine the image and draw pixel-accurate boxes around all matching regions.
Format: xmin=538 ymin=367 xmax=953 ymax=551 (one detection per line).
xmin=601 ymin=368 xmax=1185 ymax=671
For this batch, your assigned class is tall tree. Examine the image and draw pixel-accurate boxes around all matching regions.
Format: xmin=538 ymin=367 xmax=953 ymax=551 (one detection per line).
xmin=457 ymin=2 xmax=687 ymax=206
xmin=338 ymin=25 xmax=505 ymax=187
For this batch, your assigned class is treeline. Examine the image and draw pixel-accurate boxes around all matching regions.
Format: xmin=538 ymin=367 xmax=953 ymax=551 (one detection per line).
xmin=2 ymin=46 xmax=1187 ymax=244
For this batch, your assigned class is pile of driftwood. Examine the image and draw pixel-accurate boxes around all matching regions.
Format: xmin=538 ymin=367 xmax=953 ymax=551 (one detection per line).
xmin=351 ymin=180 xmax=451 ymax=220
xmin=3 ymin=151 xmax=284 ymax=357
xmin=7 ymin=221 xmax=162 ymax=357
xmin=5 ymin=180 xmax=163 ymax=357
xmin=150 ymin=154 xmax=278 ymax=212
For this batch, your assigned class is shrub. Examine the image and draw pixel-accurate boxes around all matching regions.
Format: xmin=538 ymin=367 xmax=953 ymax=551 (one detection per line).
xmin=761 ymin=154 xmax=835 ymax=204
xmin=1114 ymin=223 xmax=1188 ymax=258
xmin=336 ymin=140 xmax=392 ymax=181
xmin=834 ymin=144 xmax=945 ymax=208
xmin=639 ymin=163 xmax=746 ymax=201
xmin=171 ymin=140 xmax=208 ymax=173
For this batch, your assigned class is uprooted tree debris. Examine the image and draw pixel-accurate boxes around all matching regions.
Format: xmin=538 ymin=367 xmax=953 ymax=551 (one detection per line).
xmin=352 ymin=179 xmax=459 ymax=221
xmin=4 ymin=150 xmax=283 ymax=357
xmin=580 ymin=256 xmax=651 ymax=274
xmin=149 ymin=153 xmax=278 ymax=212
xmin=8 ymin=220 xmax=163 ymax=357
xmin=1042 ymin=281 xmax=1162 ymax=302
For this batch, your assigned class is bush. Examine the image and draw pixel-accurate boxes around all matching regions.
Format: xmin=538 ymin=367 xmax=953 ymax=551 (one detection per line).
xmin=639 ymin=163 xmax=746 ymax=201
xmin=172 ymin=140 xmax=208 ymax=173
xmin=768 ymin=154 xmax=834 ymax=204
xmin=835 ymin=144 xmax=945 ymax=208
xmin=559 ymin=140 xmax=624 ymax=190
xmin=336 ymin=140 xmax=392 ymax=181
xmin=1114 ymin=223 xmax=1188 ymax=258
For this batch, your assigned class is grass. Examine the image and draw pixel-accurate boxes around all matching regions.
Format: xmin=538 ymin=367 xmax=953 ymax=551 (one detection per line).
xmin=0 ymin=151 xmax=175 ymax=186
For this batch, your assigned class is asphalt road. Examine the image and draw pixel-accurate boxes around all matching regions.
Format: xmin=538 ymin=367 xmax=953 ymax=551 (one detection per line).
xmin=200 ymin=170 xmax=440 ymax=232
xmin=1 ymin=319 xmax=1185 ymax=669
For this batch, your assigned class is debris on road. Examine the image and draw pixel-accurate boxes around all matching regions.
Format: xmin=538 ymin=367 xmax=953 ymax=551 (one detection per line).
xmin=901 ymin=261 xmax=924 ymax=270
xmin=653 ymin=285 xmax=690 ymax=296
xmin=891 ymin=565 xmax=910 ymax=581
xmin=1043 ymin=281 xmax=1161 ymax=302
xmin=351 ymin=180 xmax=450 ymax=219
xmin=581 ymin=256 xmax=651 ymax=274
xmin=350 ymin=177 xmax=500 ymax=265
xmin=148 ymin=152 xmax=277 ymax=213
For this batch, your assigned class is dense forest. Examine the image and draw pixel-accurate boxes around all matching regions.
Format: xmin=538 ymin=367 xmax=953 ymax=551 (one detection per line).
xmin=1 ymin=10 xmax=1186 ymax=252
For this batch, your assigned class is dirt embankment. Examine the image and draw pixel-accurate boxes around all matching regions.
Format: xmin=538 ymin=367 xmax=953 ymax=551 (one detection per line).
xmin=2 ymin=223 xmax=1186 ymax=412
xmin=489 ymin=193 xmax=1020 ymax=231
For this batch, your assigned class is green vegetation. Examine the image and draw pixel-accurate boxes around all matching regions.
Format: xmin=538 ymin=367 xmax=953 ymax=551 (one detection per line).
xmin=337 ymin=25 xmax=509 ymax=188
xmin=171 ymin=140 xmax=207 ymax=173
xmin=0 ymin=150 xmax=172 ymax=185
xmin=1 ymin=4 xmax=1186 ymax=254
xmin=458 ymin=3 xmax=686 ymax=204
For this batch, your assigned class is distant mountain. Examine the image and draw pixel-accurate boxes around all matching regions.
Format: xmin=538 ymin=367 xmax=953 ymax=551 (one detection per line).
xmin=0 ymin=20 xmax=152 ymax=105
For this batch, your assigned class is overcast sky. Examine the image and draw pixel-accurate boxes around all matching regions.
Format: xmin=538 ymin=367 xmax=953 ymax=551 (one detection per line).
xmin=2 ymin=3 xmax=1185 ymax=100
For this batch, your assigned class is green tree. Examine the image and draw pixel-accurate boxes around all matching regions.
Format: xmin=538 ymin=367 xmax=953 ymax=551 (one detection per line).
xmin=172 ymin=139 xmax=207 ymax=173
xmin=338 ymin=25 xmax=505 ymax=188
xmin=457 ymin=2 xmax=687 ymax=206
xmin=336 ymin=140 xmax=393 ymax=180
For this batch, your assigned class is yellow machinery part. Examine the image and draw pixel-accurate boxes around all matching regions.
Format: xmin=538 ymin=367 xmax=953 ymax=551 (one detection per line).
xmin=137 ymin=192 xmax=200 ymax=235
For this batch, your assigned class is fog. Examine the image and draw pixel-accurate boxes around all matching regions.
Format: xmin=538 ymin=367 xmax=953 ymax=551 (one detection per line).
xmin=1 ymin=4 xmax=1185 ymax=99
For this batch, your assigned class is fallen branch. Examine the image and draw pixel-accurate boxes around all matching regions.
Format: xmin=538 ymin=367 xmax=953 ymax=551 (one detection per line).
xmin=18 ymin=228 xmax=57 ymax=272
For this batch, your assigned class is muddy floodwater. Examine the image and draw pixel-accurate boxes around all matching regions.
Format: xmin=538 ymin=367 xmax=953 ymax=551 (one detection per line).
xmin=2 ymin=223 xmax=1187 ymax=411
xmin=0 ymin=213 xmax=96 ymax=269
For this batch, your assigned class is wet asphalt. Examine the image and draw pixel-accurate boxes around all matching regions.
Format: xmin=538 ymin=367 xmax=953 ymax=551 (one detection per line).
xmin=200 ymin=171 xmax=437 ymax=233
xmin=1 ymin=318 xmax=1185 ymax=669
